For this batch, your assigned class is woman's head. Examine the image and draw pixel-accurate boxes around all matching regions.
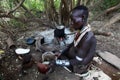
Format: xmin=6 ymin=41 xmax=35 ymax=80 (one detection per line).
xmin=70 ymin=5 xmax=89 ymax=30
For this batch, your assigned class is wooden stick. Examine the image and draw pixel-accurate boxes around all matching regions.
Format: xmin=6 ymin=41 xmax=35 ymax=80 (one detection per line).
xmin=6 ymin=37 xmax=15 ymax=49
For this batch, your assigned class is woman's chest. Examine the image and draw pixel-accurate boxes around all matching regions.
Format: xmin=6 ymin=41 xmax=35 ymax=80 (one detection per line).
xmin=68 ymin=45 xmax=86 ymax=59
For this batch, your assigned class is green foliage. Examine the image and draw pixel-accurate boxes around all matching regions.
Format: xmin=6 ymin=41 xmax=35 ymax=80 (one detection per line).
xmin=101 ymin=0 xmax=120 ymax=10
xmin=0 ymin=0 xmax=15 ymax=11
xmin=0 ymin=0 xmax=120 ymax=27
xmin=8 ymin=19 xmax=26 ymax=28
xmin=1 ymin=0 xmax=10 ymax=10
xmin=90 ymin=0 xmax=120 ymax=18
xmin=8 ymin=0 xmax=14 ymax=9
xmin=24 ymin=0 xmax=45 ymax=11
xmin=23 ymin=0 xmax=45 ymax=17
xmin=54 ymin=0 xmax=61 ymax=10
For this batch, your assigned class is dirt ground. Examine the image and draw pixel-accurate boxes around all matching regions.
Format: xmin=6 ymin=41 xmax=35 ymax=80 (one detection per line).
xmin=0 ymin=20 xmax=120 ymax=80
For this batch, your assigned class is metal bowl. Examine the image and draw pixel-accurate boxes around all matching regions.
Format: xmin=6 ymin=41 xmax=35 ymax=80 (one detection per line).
xmin=26 ymin=37 xmax=35 ymax=45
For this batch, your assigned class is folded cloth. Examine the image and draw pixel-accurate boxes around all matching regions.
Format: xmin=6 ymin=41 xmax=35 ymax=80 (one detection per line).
xmin=15 ymin=48 xmax=30 ymax=54
xmin=63 ymin=64 xmax=89 ymax=75
xmin=42 ymin=51 xmax=57 ymax=62
xmin=63 ymin=66 xmax=90 ymax=77
xmin=75 ymin=71 xmax=90 ymax=77
xmin=74 ymin=24 xmax=91 ymax=47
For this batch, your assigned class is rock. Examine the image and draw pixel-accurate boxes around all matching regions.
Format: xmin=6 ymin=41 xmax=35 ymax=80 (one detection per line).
xmin=96 ymin=50 xmax=120 ymax=70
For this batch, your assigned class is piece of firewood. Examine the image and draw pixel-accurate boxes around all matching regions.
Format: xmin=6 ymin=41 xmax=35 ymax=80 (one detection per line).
xmin=93 ymin=30 xmax=111 ymax=36
xmin=104 ymin=13 xmax=120 ymax=27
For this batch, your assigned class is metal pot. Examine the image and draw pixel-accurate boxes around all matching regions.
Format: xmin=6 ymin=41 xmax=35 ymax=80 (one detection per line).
xmin=54 ymin=25 xmax=65 ymax=39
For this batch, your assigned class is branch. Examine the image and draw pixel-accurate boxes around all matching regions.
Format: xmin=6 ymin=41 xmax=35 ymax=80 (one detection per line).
xmin=0 ymin=23 xmax=5 ymax=28
xmin=7 ymin=0 xmax=25 ymax=15
xmin=25 ymin=18 xmax=55 ymax=28
xmin=0 ymin=13 xmax=54 ymax=28
xmin=76 ymin=0 xmax=81 ymax=6
xmin=105 ymin=3 xmax=120 ymax=14
xmin=0 ymin=24 xmax=14 ymax=37
xmin=93 ymin=30 xmax=111 ymax=36
xmin=89 ymin=0 xmax=103 ymax=11
xmin=16 ymin=0 xmax=34 ymax=17
xmin=0 ymin=0 xmax=25 ymax=18
xmin=0 ymin=14 xmax=9 ymax=18
xmin=94 ymin=3 xmax=120 ymax=20
xmin=104 ymin=13 xmax=120 ymax=27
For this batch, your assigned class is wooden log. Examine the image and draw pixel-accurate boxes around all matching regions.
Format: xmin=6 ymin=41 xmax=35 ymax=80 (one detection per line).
xmin=94 ymin=3 xmax=120 ymax=20
xmin=93 ymin=58 xmax=120 ymax=80
xmin=6 ymin=37 xmax=16 ymax=49
xmin=96 ymin=50 xmax=120 ymax=70
xmin=93 ymin=30 xmax=111 ymax=36
xmin=105 ymin=3 xmax=120 ymax=14
xmin=104 ymin=13 xmax=120 ymax=27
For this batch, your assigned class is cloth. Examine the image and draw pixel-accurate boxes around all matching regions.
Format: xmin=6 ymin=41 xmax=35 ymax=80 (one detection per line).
xmin=73 ymin=64 xmax=90 ymax=74
xmin=63 ymin=63 xmax=90 ymax=74
xmin=74 ymin=24 xmax=91 ymax=47
xmin=64 ymin=63 xmax=112 ymax=80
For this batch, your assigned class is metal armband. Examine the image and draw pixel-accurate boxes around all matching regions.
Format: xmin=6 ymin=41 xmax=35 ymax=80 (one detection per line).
xmin=55 ymin=60 xmax=70 ymax=66
xmin=76 ymin=56 xmax=83 ymax=61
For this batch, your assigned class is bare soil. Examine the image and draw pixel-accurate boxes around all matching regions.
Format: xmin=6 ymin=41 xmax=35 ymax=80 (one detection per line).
xmin=0 ymin=20 xmax=120 ymax=80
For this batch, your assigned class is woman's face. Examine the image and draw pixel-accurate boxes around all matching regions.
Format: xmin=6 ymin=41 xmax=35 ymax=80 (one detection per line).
xmin=71 ymin=10 xmax=85 ymax=30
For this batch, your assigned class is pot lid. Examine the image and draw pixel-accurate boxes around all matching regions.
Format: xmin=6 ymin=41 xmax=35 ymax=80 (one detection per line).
xmin=56 ymin=25 xmax=65 ymax=29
